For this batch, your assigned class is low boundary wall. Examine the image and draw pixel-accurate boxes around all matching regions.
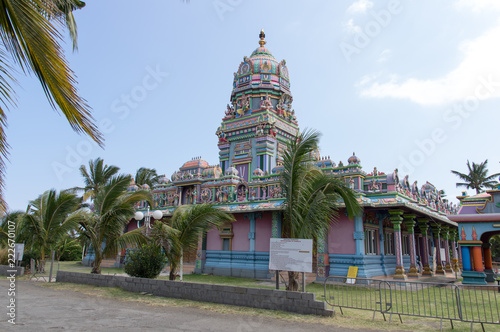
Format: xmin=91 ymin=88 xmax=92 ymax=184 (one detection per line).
xmin=0 ymin=265 xmax=24 ymax=276
xmin=56 ymin=271 xmax=332 ymax=316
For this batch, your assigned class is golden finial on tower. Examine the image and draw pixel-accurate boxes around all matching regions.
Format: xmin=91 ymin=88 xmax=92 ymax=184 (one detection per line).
xmin=259 ymin=29 xmax=266 ymax=47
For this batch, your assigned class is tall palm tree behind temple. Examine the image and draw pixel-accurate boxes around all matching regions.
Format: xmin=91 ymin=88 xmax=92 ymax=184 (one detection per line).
xmin=451 ymin=160 xmax=500 ymax=194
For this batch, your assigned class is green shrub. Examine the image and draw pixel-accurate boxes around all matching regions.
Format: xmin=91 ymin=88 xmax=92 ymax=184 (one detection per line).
xmin=0 ymin=246 xmax=8 ymax=265
xmin=124 ymin=243 xmax=166 ymax=279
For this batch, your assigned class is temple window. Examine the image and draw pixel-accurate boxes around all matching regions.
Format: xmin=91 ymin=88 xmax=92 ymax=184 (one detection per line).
xmin=385 ymin=231 xmax=395 ymax=255
xmin=219 ymin=222 xmax=233 ymax=251
xmin=364 ymin=228 xmax=378 ymax=255
xmin=402 ymin=234 xmax=410 ymax=256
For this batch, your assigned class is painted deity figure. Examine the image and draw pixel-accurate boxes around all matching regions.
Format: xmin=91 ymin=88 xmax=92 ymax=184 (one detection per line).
xmin=249 ymin=187 xmax=256 ymax=201
xmin=261 ymin=186 xmax=267 ymax=199
xmin=236 ymin=95 xmax=250 ymax=117
xmin=192 ymin=188 xmax=197 ymax=204
xmin=216 ymin=127 xmax=227 ymax=143
xmin=216 ymin=187 xmax=223 ymax=202
xmin=225 ymin=104 xmax=235 ymax=118
xmin=348 ymin=177 xmax=355 ymax=189
xmin=255 ymin=123 xmax=265 ymax=137
xmin=260 ymin=93 xmax=273 ymax=110
xmin=370 ymin=180 xmax=380 ymax=191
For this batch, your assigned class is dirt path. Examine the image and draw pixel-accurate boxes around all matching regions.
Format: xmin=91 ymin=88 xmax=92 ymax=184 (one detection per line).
xmin=0 ymin=279 xmax=383 ymax=332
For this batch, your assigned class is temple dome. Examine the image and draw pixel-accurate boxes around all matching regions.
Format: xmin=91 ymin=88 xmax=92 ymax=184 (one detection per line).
xmin=231 ymin=30 xmax=290 ymax=99
xmin=348 ymin=152 xmax=360 ymax=165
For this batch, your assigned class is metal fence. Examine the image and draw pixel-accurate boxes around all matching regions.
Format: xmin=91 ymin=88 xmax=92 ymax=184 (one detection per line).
xmin=324 ymin=276 xmax=500 ymax=331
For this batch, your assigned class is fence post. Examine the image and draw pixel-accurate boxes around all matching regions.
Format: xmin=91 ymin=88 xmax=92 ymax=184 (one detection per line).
xmin=454 ymin=285 xmax=462 ymax=321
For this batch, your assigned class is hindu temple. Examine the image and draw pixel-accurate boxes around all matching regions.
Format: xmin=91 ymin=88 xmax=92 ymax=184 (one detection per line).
xmin=102 ymin=31 xmax=465 ymax=280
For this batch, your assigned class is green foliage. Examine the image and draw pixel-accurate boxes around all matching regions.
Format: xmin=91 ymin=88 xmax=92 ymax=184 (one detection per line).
xmin=78 ymin=157 xmax=120 ymax=201
xmin=124 ymin=243 xmax=166 ymax=279
xmin=451 ymin=160 xmax=500 ymax=194
xmin=280 ymin=128 xmax=362 ymax=290
xmin=151 ymin=204 xmax=234 ymax=280
xmin=135 ymin=167 xmax=161 ymax=189
xmin=73 ymin=173 xmax=152 ymax=274
xmin=18 ymin=189 xmax=81 ymax=264
xmin=0 ymin=0 xmax=103 ymax=213
xmin=491 ymin=235 xmax=500 ymax=260
xmin=56 ymin=236 xmax=82 ymax=261
xmin=0 ymin=246 xmax=7 ymax=265
xmin=21 ymin=249 xmax=40 ymax=269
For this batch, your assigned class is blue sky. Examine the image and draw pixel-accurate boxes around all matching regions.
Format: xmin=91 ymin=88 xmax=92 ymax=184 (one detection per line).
xmin=5 ymin=0 xmax=500 ymax=211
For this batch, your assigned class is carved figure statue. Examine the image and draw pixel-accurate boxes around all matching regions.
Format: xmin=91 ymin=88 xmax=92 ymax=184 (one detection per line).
xmin=236 ymin=95 xmax=250 ymax=116
xmin=255 ymin=123 xmax=264 ymax=137
xmin=348 ymin=177 xmax=355 ymax=189
xmin=216 ymin=187 xmax=223 ymax=202
xmin=260 ymin=93 xmax=273 ymax=110
xmin=225 ymin=104 xmax=235 ymax=118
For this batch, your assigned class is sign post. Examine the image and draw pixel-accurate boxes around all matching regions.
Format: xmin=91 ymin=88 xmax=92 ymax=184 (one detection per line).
xmin=269 ymin=238 xmax=313 ymax=292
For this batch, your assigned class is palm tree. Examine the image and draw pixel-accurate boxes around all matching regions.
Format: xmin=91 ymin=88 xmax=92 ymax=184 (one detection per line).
xmin=281 ymin=129 xmax=361 ymax=291
xmin=135 ymin=167 xmax=161 ymax=189
xmin=71 ymin=174 xmax=152 ymax=274
xmin=0 ymin=210 xmax=23 ymax=246
xmin=79 ymin=158 xmax=120 ymax=201
xmin=451 ymin=160 xmax=500 ymax=194
xmin=0 ymin=1 xmax=102 ymax=212
xmin=18 ymin=189 xmax=80 ymax=270
xmin=151 ymin=204 xmax=234 ymax=280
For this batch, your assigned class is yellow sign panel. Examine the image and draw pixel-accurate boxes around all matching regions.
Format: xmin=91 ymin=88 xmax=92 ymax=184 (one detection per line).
xmin=346 ymin=266 xmax=358 ymax=284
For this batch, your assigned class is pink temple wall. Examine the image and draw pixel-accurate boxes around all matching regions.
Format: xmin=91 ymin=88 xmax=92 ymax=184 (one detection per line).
xmin=206 ymin=226 xmax=222 ymax=251
xmin=255 ymin=212 xmax=272 ymax=252
xmin=232 ymin=214 xmax=250 ymax=251
xmin=328 ymin=215 xmax=355 ymax=254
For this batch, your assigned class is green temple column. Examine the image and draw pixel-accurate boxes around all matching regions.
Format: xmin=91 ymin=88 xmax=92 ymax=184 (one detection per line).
xmin=431 ymin=225 xmax=446 ymax=275
xmin=389 ymin=209 xmax=407 ymax=280
xmin=403 ymin=214 xmax=419 ymax=278
xmin=417 ymin=218 xmax=433 ymax=276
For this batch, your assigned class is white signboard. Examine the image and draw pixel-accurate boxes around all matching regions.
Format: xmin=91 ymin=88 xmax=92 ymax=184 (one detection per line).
xmin=15 ymin=243 xmax=24 ymax=261
xmin=269 ymin=238 xmax=313 ymax=273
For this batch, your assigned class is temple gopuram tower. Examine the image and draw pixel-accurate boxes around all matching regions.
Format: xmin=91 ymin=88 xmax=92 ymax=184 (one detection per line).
xmin=216 ymin=30 xmax=299 ymax=180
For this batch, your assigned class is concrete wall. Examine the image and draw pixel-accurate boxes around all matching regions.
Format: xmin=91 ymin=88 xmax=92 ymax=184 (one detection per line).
xmin=56 ymin=271 xmax=332 ymax=316
xmin=0 ymin=265 xmax=24 ymax=276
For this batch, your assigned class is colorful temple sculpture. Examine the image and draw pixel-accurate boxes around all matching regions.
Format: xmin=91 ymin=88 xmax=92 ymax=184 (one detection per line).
xmin=121 ymin=31 xmax=461 ymax=280
xmin=448 ymin=185 xmax=500 ymax=284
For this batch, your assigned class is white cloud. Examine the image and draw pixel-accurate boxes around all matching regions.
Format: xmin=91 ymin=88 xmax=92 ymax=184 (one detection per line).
xmin=344 ymin=18 xmax=362 ymax=34
xmin=378 ymin=49 xmax=392 ymax=63
xmin=358 ymin=21 xmax=500 ymax=105
xmin=347 ymin=0 xmax=374 ymax=14
xmin=455 ymin=0 xmax=500 ymax=12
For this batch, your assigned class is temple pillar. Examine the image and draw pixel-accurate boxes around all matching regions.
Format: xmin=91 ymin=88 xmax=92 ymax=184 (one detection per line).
xmin=483 ymin=242 xmax=496 ymax=282
xmin=461 ymin=246 xmax=472 ymax=271
xmin=442 ymin=226 xmax=453 ymax=273
xmin=403 ymin=214 xmax=419 ymax=278
xmin=316 ymin=229 xmax=329 ymax=280
xmin=353 ymin=215 xmax=365 ymax=256
xmin=431 ymin=225 xmax=446 ymax=275
xmin=417 ymin=218 xmax=433 ymax=276
xmin=389 ymin=210 xmax=406 ymax=280
xmin=472 ymin=246 xmax=484 ymax=272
